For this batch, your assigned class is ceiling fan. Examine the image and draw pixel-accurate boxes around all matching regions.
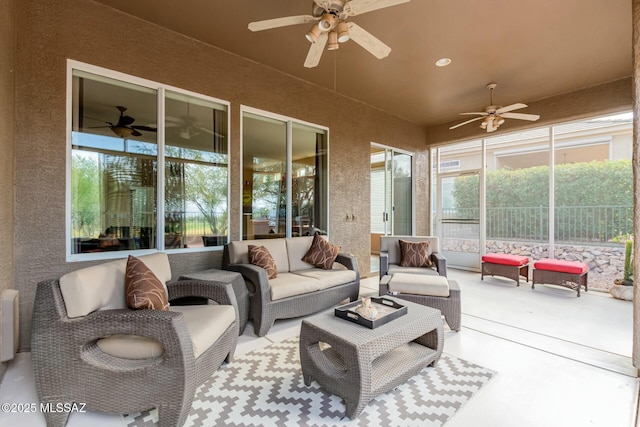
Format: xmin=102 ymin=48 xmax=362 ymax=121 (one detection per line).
xmin=165 ymin=104 xmax=224 ymax=140
xmin=449 ymin=83 xmax=540 ymax=133
xmin=248 ymin=0 xmax=411 ymax=68
xmin=88 ymin=106 xmax=157 ymax=138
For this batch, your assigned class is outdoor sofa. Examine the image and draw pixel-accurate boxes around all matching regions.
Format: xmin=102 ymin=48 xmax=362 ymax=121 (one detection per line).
xmin=223 ymin=235 xmax=360 ymax=336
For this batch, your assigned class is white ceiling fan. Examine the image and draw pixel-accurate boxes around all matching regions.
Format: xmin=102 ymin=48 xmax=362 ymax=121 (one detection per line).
xmin=450 ymin=83 xmax=540 ymax=133
xmin=248 ymin=0 xmax=411 ymax=68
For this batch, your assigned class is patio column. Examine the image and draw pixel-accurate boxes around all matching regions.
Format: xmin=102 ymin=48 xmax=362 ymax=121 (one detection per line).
xmin=633 ymin=0 xmax=640 ymax=371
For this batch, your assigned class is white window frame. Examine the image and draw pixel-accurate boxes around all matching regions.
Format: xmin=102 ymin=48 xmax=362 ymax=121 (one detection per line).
xmin=66 ymin=59 xmax=231 ymax=262
xmin=239 ymin=105 xmax=330 ymax=239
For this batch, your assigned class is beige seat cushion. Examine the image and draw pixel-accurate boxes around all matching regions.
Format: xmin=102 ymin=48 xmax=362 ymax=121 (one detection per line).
xmin=389 ymin=272 xmax=450 ymax=297
xmin=97 ymin=304 xmax=235 ymax=360
xmin=268 ymin=272 xmax=320 ymax=301
xmin=60 ymin=252 xmax=172 ymax=318
xmin=294 ymin=269 xmax=357 ymax=291
xmin=387 ymin=264 xmax=439 ymax=276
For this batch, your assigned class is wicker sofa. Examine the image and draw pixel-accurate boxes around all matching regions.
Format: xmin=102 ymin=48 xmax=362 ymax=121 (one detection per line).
xmin=31 ymin=252 xmax=238 ymax=427
xmin=222 ymin=236 xmax=360 ymax=337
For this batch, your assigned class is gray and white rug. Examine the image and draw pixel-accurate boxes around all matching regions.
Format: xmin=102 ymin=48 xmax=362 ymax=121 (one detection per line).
xmin=124 ymin=338 xmax=494 ymax=427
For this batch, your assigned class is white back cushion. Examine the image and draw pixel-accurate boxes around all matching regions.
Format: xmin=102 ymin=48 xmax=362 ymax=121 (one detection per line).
xmin=60 ymin=252 xmax=172 ymax=318
xmin=286 ymin=236 xmax=316 ymax=272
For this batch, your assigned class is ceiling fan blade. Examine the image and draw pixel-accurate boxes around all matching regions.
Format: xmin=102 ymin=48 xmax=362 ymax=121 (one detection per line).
xmin=131 ymin=129 xmax=143 ymax=137
xmin=496 ymin=103 xmax=527 ymax=114
xmin=119 ymin=115 xmax=135 ymax=126
xmin=343 ymin=0 xmax=411 ymax=16
xmin=459 ymin=112 xmax=488 ymax=116
xmin=346 ymin=22 xmax=391 ymax=59
xmin=304 ymin=32 xmax=328 ymax=68
xmin=248 ymin=15 xmax=316 ymax=32
xmin=131 ymin=125 xmax=157 ymax=132
xmin=500 ymin=112 xmax=541 ymax=121
xmin=449 ymin=116 xmax=485 ymax=130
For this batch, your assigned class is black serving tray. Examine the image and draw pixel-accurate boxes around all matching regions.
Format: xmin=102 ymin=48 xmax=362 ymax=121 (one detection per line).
xmin=334 ymin=297 xmax=407 ymax=329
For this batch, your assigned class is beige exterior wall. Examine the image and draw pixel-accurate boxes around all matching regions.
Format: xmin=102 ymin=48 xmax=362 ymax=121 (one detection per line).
xmin=0 ymin=0 xmax=16 ymax=377
xmin=0 ymin=0 xmax=15 ymax=294
xmin=12 ymin=0 xmax=428 ymax=350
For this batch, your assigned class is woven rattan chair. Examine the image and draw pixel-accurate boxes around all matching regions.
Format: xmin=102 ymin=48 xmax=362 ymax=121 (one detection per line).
xmin=378 ymin=237 xmax=459 ymax=331
xmin=31 ymin=254 xmax=238 ymax=427
xmin=379 ymin=236 xmax=447 ymax=277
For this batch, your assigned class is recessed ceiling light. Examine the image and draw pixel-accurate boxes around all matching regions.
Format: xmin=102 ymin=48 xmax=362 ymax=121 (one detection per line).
xmin=435 ymin=58 xmax=452 ymax=67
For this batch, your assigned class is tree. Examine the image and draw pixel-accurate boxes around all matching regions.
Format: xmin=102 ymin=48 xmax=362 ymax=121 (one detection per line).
xmin=71 ymin=153 xmax=100 ymax=237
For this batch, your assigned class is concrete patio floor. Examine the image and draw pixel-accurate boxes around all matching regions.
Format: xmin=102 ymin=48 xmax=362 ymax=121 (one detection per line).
xmin=0 ymin=269 xmax=637 ymax=426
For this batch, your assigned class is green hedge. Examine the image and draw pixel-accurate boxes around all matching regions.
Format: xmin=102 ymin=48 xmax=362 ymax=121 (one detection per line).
xmin=452 ymin=160 xmax=633 ymax=242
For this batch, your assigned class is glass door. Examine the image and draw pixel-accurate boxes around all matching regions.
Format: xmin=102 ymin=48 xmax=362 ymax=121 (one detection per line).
xmin=370 ymin=145 xmax=413 ymax=271
xmin=437 ymin=172 xmax=481 ymax=270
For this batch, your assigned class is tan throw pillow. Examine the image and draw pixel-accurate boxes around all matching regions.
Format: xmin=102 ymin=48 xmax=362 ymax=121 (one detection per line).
xmin=248 ymin=245 xmax=278 ymax=279
xmin=302 ymin=234 xmax=341 ymax=270
xmin=399 ymin=240 xmax=433 ymax=268
xmin=125 ymin=255 xmax=169 ymax=310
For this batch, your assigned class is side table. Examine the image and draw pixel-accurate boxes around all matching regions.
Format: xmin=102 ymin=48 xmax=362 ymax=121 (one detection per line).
xmin=299 ymin=297 xmax=443 ymax=418
xmin=179 ymin=269 xmax=249 ymax=334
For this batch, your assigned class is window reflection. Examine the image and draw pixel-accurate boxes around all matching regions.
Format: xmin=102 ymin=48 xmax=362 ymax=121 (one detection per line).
xmin=71 ymin=71 xmax=158 ymax=254
xmin=242 ymin=112 xmax=328 ymax=240
xmin=164 ymin=92 xmax=229 ymax=249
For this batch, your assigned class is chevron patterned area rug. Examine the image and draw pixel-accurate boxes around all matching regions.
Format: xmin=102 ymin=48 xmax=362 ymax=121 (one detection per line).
xmin=124 ymin=338 xmax=494 ymax=427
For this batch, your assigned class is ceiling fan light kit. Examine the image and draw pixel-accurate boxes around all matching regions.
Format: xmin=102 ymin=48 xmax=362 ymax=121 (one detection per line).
xmin=327 ymin=31 xmax=339 ymax=50
xmin=248 ymin=0 xmax=411 ymax=68
xmin=337 ymin=21 xmax=350 ymax=42
xmin=305 ymin=23 xmax=321 ymax=43
xmin=318 ymin=12 xmax=337 ymax=31
xmin=449 ymin=82 xmax=541 ymax=133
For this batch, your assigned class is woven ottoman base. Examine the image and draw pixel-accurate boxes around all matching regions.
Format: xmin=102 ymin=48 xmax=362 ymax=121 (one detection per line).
xmin=532 ymin=259 xmax=588 ymax=297
xmin=481 ymin=254 xmax=530 ymax=286
xmin=380 ymin=275 xmax=461 ymax=332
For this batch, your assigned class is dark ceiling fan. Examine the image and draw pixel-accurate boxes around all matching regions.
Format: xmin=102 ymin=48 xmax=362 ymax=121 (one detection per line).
xmin=88 ymin=106 xmax=157 ymax=138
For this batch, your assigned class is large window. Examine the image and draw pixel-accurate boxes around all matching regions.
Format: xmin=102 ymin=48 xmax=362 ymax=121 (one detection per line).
xmin=69 ymin=63 xmax=229 ymax=259
xmin=431 ymin=111 xmax=633 ymax=290
xmin=242 ymin=109 xmax=328 ymax=239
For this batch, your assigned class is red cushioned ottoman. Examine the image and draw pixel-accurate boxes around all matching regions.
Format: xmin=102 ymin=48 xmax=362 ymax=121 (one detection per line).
xmin=532 ymin=258 xmax=588 ymax=297
xmin=481 ymin=254 xmax=530 ymax=286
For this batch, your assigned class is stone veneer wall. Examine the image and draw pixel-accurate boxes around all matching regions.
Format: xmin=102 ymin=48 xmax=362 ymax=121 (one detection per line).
xmin=442 ymin=238 xmax=625 ymax=290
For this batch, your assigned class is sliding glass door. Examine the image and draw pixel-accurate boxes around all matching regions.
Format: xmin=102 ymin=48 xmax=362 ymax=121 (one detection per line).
xmin=370 ymin=145 xmax=413 ymax=269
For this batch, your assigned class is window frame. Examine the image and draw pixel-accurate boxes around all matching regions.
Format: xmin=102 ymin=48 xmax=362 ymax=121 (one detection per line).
xmin=66 ymin=59 xmax=231 ymax=262
xmin=239 ymin=105 xmax=330 ymax=240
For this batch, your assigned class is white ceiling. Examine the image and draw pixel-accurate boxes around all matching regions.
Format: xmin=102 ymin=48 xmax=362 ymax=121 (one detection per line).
xmin=93 ymin=0 xmax=633 ymax=128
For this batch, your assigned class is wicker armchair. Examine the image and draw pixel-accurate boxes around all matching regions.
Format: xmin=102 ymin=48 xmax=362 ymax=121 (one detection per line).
xmin=379 ymin=236 xmax=447 ymax=277
xmin=31 ymin=254 xmax=238 ymax=427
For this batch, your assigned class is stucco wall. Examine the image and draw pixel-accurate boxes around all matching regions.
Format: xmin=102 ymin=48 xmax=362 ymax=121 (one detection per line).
xmin=13 ymin=0 xmax=429 ymax=350
xmin=0 ymin=0 xmax=16 ymax=377
xmin=0 ymin=0 xmax=15 ymax=294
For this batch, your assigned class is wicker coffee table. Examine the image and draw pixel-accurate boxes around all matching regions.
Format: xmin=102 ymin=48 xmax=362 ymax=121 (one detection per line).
xmin=299 ymin=297 xmax=444 ymax=419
